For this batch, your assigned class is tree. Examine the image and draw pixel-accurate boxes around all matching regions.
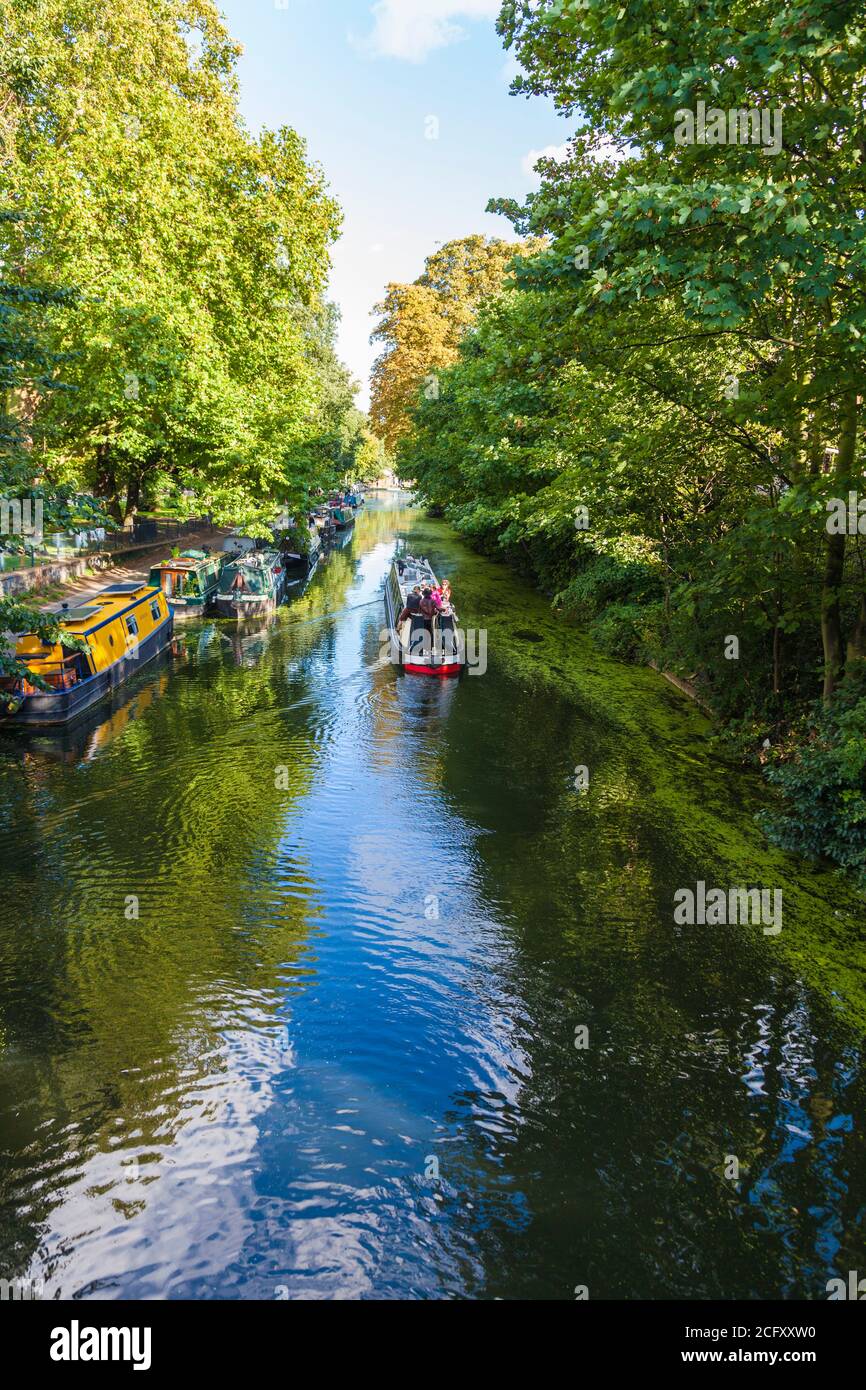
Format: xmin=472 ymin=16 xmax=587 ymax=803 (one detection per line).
xmin=495 ymin=0 xmax=866 ymax=701
xmin=0 ymin=0 xmax=350 ymax=524
xmin=0 ymin=236 xmax=85 ymax=681
xmin=370 ymin=234 xmax=541 ymax=451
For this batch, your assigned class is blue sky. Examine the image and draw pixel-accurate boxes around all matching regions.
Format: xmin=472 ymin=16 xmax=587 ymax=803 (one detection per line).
xmin=218 ymin=0 xmax=569 ymax=407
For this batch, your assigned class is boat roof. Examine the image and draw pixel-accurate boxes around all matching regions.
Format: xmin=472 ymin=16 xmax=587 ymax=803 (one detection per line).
xmin=393 ymin=554 xmax=438 ymax=589
xmin=15 ymin=583 xmax=163 ymax=656
xmin=55 ymin=583 xmax=161 ymax=632
xmin=225 ymin=550 xmax=278 ymax=568
xmin=150 ymin=551 xmax=208 ymax=571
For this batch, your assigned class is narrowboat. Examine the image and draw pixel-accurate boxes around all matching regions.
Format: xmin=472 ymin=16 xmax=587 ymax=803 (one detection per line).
xmin=311 ymin=507 xmax=337 ymax=546
xmin=330 ymin=502 xmax=355 ymax=531
xmin=383 ymin=553 xmax=464 ymax=677
xmin=0 ymin=583 xmax=174 ymax=726
xmin=344 ymin=488 xmax=365 ymax=510
xmin=147 ymin=549 xmax=222 ymax=617
xmin=277 ymin=520 xmax=322 ymax=577
xmin=214 ymin=550 xmax=287 ymax=619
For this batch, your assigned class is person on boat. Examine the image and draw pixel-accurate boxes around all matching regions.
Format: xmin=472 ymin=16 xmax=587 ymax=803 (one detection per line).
xmin=411 ymin=587 xmax=440 ymax=664
xmin=431 ymin=583 xmax=452 ymax=615
xmin=398 ymin=587 xmax=431 ymax=661
xmin=397 ymin=586 xmax=422 ymax=624
xmin=419 ymin=586 xmax=438 ymax=621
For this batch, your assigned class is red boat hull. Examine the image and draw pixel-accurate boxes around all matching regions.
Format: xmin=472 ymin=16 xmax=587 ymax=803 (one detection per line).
xmin=404 ymin=661 xmax=462 ymax=678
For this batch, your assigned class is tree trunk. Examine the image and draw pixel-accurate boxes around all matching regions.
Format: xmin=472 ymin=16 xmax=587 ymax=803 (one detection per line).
xmin=821 ymin=391 xmax=858 ymax=703
xmin=124 ymin=468 xmax=143 ymax=521
xmin=847 ymin=592 xmax=866 ymax=666
xmin=94 ymin=443 xmax=123 ymax=524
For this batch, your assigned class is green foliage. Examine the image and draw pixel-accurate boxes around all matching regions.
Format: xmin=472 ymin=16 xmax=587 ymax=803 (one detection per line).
xmin=371 ymin=235 xmax=542 ymax=452
xmin=555 ymin=550 xmax=663 ymax=623
xmin=0 ymin=0 xmax=380 ymax=526
xmin=759 ymin=670 xmax=866 ymax=887
xmin=1 ymin=222 xmax=87 ymax=679
xmin=0 ymin=597 xmax=86 ymax=685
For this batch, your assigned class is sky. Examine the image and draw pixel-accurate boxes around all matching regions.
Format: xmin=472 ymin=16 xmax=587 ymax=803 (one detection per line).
xmin=217 ymin=0 xmax=569 ymax=408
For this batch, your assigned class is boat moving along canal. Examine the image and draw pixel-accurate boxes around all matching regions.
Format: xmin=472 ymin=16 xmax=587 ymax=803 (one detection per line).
xmin=384 ymin=550 xmax=463 ymax=677
xmin=0 ymin=582 xmax=173 ymax=726
xmin=214 ymin=550 xmax=288 ymax=619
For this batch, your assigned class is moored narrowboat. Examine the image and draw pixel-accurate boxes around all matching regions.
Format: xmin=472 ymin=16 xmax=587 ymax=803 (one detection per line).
xmin=383 ymin=553 xmax=464 ymax=677
xmin=0 ymin=583 xmax=174 ymax=726
xmin=330 ymin=502 xmax=355 ymax=531
xmin=276 ymin=520 xmax=322 ymax=577
xmin=147 ymin=549 xmax=222 ymax=617
xmin=214 ymin=550 xmax=288 ymax=619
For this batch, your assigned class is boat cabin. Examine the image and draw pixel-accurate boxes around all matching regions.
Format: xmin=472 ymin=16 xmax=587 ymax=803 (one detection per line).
xmin=147 ymin=550 xmax=222 ymax=612
xmin=2 ymin=583 xmax=173 ymax=724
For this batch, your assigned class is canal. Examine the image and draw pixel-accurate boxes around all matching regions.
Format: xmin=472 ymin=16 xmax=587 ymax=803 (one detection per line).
xmin=1 ymin=498 xmax=864 ymax=1299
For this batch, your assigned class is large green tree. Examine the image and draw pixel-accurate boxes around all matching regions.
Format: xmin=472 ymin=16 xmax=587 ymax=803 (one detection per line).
xmin=0 ymin=0 xmax=355 ymax=523
xmin=370 ymin=234 xmax=541 ymax=452
xmin=494 ymin=0 xmax=866 ymax=701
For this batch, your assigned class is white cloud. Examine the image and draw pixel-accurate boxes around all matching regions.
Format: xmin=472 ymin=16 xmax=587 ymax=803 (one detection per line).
xmin=521 ymin=143 xmax=570 ymax=177
xmin=357 ymin=1 xmax=501 ymax=63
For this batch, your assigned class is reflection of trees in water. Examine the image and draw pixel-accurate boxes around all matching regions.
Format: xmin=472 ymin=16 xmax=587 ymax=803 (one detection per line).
xmin=420 ymin=660 xmax=866 ymax=1298
xmin=0 ymin=501 xmax=410 ymax=1281
xmin=0 ymin=573 xmax=377 ymax=1281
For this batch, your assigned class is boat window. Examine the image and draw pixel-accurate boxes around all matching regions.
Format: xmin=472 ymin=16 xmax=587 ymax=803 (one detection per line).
xmin=150 ymin=600 xmax=161 ymax=621
xmin=126 ymin=615 xmax=139 ymax=638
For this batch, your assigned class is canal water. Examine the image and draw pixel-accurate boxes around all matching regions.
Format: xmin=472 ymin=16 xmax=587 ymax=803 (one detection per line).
xmin=0 ymin=498 xmax=864 ymax=1300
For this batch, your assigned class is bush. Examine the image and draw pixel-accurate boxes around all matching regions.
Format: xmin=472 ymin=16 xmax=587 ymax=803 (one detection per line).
xmin=758 ymin=669 xmax=866 ymax=888
xmin=555 ymin=550 xmax=662 ymax=622
xmin=588 ymin=601 xmax=661 ymax=662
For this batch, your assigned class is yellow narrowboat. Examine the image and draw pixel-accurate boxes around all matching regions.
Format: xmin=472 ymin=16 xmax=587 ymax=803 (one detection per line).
xmin=0 ymin=583 xmax=174 ymax=726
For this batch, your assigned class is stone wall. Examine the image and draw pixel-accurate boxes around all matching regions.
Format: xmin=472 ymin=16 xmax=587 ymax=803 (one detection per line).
xmin=0 ymin=553 xmax=111 ymax=599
